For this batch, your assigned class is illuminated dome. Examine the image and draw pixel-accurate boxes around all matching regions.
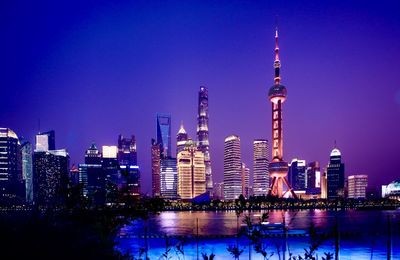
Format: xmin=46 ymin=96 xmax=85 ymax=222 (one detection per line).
xmin=268 ymin=84 xmax=287 ymax=101
xmin=330 ymin=148 xmax=341 ymax=157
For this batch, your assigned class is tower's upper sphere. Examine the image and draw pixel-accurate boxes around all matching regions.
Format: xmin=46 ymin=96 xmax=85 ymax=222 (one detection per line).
xmin=268 ymin=84 xmax=287 ymax=103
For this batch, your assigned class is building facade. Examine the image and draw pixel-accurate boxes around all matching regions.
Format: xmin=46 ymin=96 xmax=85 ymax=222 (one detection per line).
xmin=348 ymin=175 xmax=367 ymax=199
xmin=33 ymin=149 xmax=69 ymax=206
xmin=223 ymin=135 xmax=242 ymax=200
xmin=117 ymin=135 xmax=137 ymax=165
xmin=35 ymin=130 xmax=55 ymax=152
xmin=253 ymin=139 xmax=269 ymax=196
xmin=288 ymin=158 xmax=306 ymax=190
xmin=177 ymin=141 xmax=206 ymax=200
xmin=151 ymin=139 xmax=161 ymax=197
xmin=306 ymin=161 xmax=321 ymax=189
xmin=197 ymin=86 xmax=213 ymax=195
xmin=241 ymin=162 xmax=250 ymax=198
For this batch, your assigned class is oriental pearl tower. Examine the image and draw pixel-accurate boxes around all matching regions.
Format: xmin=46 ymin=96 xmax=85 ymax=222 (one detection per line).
xmin=268 ymin=28 xmax=297 ymax=198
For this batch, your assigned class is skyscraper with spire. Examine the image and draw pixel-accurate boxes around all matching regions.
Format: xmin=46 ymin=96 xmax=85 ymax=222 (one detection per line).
xmin=268 ymin=29 xmax=297 ymax=198
xmin=176 ymin=121 xmax=188 ymax=155
xmin=197 ymin=86 xmax=213 ymax=194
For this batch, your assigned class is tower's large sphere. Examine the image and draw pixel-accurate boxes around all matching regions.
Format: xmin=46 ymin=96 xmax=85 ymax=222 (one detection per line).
xmin=268 ymin=84 xmax=287 ymax=103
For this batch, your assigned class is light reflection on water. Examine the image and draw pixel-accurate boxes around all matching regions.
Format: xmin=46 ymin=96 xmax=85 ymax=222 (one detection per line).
xmin=117 ymin=209 xmax=400 ymax=259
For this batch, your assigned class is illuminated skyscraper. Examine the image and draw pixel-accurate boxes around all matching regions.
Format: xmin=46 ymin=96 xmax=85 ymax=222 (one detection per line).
xmin=306 ymin=161 xmax=321 ymax=188
xmin=160 ymin=157 xmax=178 ymax=199
xmin=151 ymin=139 xmax=161 ymax=197
xmin=223 ymin=135 xmax=242 ymax=200
xmin=79 ymin=143 xmax=104 ymax=204
xmin=33 ymin=149 xmax=69 ymax=206
xmin=157 ymin=114 xmax=171 ymax=158
xmin=267 ymin=29 xmax=297 ymax=198
xmin=0 ymin=128 xmax=24 ymax=203
xmin=117 ymin=135 xmax=140 ymax=198
xmin=102 ymin=145 xmax=119 ymax=203
xmin=176 ymin=122 xmax=188 ymax=155
xmin=288 ymin=158 xmax=306 ymax=190
xmin=253 ymin=139 xmax=269 ymax=196
xmin=35 ymin=130 xmax=55 ymax=152
xmin=20 ymin=140 xmax=33 ymax=203
xmin=117 ymin=134 xmax=137 ymax=165
xmin=177 ymin=140 xmax=206 ymax=200
xmin=348 ymin=175 xmax=368 ymax=199
xmin=197 ymin=86 xmax=213 ymax=194
xmin=327 ymin=146 xmax=345 ymax=199
xmin=241 ymin=162 xmax=250 ymax=198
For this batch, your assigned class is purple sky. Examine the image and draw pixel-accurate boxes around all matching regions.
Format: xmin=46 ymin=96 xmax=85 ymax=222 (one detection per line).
xmin=1 ymin=0 xmax=400 ymax=194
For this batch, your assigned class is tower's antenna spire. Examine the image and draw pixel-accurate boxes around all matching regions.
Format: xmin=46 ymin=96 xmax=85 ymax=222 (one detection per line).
xmin=274 ymin=26 xmax=281 ymax=85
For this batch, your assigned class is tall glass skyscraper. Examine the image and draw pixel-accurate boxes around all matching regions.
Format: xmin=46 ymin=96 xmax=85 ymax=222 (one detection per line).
xmin=0 ymin=128 xmax=25 ymax=204
xmin=197 ymin=86 xmax=213 ymax=194
xmin=20 ymin=140 xmax=33 ymax=203
xmin=306 ymin=161 xmax=321 ymax=188
xmin=241 ymin=162 xmax=250 ymax=198
xmin=33 ymin=149 xmax=70 ymax=206
xmin=327 ymin=147 xmax=345 ymax=198
xmin=160 ymin=157 xmax=178 ymax=199
xmin=223 ymin=135 xmax=241 ymax=200
xmin=253 ymin=139 xmax=269 ymax=196
xmin=79 ymin=143 xmax=104 ymax=204
xmin=157 ymin=114 xmax=171 ymax=158
xmin=288 ymin=158 xmax=306 ymax=190
xmin=151 ymin=139 xmax=161 ymax=197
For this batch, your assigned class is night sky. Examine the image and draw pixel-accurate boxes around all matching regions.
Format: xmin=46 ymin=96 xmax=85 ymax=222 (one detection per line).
xmin=1 ymin=0 xmax=400 ymax=194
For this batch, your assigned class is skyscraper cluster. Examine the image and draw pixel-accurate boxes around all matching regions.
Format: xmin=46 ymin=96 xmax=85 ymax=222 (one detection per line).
xmin=151 ymin=86 xmax=212 ymax=200
xmin=0 ymin=127 xmax=141 ymax=208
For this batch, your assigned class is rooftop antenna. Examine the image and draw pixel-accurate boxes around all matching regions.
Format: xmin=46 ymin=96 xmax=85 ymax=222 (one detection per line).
xmin=38 ymin=119 xmax=41 ymax=134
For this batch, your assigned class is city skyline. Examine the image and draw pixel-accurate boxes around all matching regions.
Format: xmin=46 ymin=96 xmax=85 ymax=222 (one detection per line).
xmin=1 ymin=1 xmax=400 ymax=194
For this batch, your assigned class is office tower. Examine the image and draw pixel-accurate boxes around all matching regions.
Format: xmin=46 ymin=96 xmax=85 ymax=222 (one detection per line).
xmin=20 ymin=140 xmax=33 ymax=203
xmin=288 ymin=159 xmax=306 ymax=190
xmin=33 ymin=149 xmax=69 ymax=206
xmin=157 ymin=114 xmax=171 ymax=158
xmin=160 ymin=157 xmax=178 ymax=199
xmin=151 ymin=139 xmax=161 ymax=197
xmin=197 ymin=86 xmax=213 ymax=194
xmin=35 ymin=130 xmax=55 ymax=152
xmin=102 ymin=146 xmax=119 ymax=203
xmin=223 ymin=135 xmax=242 ymax=200
xmin=79 ymin=143 xmax=104 ymax=203
xmin=253 ymin=139 xmax=269 ymax=196
xmin=348 ymin=175 xmax=368 ymax=199
xmin=268 ymin=29 xmax=296 ymax=198
xmin=213 ymin=182 xmax=224 ymax=200
xmin=117 ymin=135 xmax=140 ymax=198
xmin=176 ymin=122 xmax=188 ymax=155
xmin=321 ymin=169 xmax=328 ymax=199
xmin=117 ymin=135 xmax=137 ymax=165
xmin=177 ymin=140 xmax=206 ymax=200
xmin=0 ymin=128 xmax=24 ymax=203
xmin=241 ymin=163 xmax=250 ymax=198
xmin=327 ymin=146 xmax=345 ymax=199
xmin=306 ymin=161 xmax=321 ymax=189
